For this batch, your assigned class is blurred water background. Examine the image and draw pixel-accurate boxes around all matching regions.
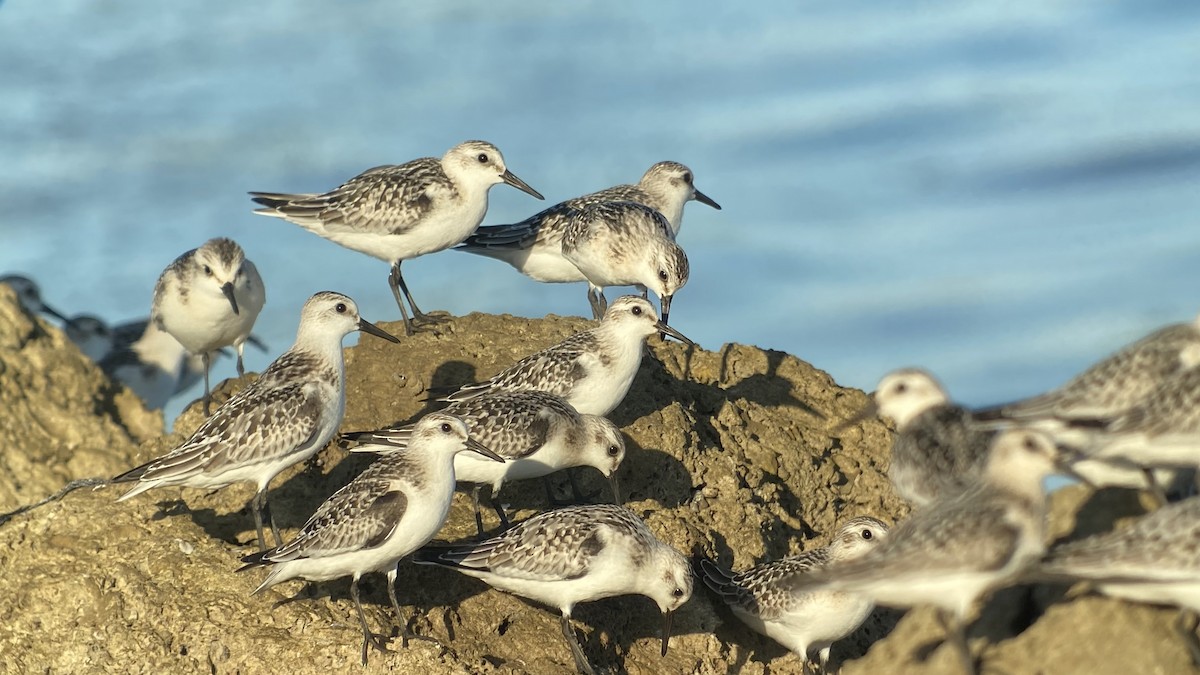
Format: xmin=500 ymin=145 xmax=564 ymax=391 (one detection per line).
xmin=2 ymin=0 xmax=1199 ymax=424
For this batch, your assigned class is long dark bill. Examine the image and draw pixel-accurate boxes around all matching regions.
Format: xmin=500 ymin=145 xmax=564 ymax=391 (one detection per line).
xmin=466 ymin=437 xmax=505 ymax=462
xmin=609 ymin=472 xmax=622 ymax=505
xmin=655 ymin=318 xmax=695 ymax=346
xmin=358 ymin=318 xmax=401 ymax=343
xmin=693 ymin=188 xmax=721 ymax=210
xmin=221 ymin=282 xmax=240 ymax=315
xmin=661 ymin=610 xmax=674 ymax=657
xmin=500 ymin=170 xmax=545 ymax=200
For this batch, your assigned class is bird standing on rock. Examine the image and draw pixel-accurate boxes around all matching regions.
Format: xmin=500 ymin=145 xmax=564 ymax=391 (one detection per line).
xmin=459 ymin=160 xmax=719 ymax=282
xmin=250 ymin=140 xmax=544 ymax=336
xmin=150 ymin=237 xmax=266 ymax=415
xmin=114 ymin=292 xmax=397 ymax=550
xmin=240 ymin=413 xmax=504 ymax=666
xmin=341 ymin=390 xmax=626 ymax=535
xmin=443 ymin=295 xmax=693 ymax=417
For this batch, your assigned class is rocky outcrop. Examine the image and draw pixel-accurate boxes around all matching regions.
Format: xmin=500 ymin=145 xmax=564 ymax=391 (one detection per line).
xmin=0 ymin=287 xmax=1190 ymax=673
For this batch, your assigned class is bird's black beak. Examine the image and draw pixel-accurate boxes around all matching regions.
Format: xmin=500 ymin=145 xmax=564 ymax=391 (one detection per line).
xmin=40 ymin=303 xmax=68 ymax=322
xmin=358 ymin=318 xmax=401 ymax=343
xmin=221 ymin=282 xmax=240 ymax=315
xmin=661 ymin=610 xmax=674 ymax=657
xmin=692 ymin=188 xmax=721 ymax=210
xmin=501 ymin=170 xmax=545 ymax=200
xmin=608 ymin=472 xmax=622 ymax=505
xmin=655 ymin=316 xmax=694 ymax=346
xmin=467 ymin=437 xmax=505 ymax=462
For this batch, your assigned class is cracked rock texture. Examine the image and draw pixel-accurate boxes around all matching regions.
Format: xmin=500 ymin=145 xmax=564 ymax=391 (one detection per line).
xmin=0 ymin=287 xmax=1186 ymax=674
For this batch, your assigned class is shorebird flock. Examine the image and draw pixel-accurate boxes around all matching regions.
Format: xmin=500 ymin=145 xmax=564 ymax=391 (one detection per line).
xmin=5 ymin=139 xmax=1200 ymax=674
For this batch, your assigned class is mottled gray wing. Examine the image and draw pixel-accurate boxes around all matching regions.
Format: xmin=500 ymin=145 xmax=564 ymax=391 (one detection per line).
xmin=250 ymin=157 xmax=452 ymax=235
xmin=340 ymin=426 xmax=414 ymax=452
xmin=449 ymin=391 xmax=574 ymax=460
xmin=560 ymin=200 xmax=675 ymax=268
xmin=459 ymin=201 xmax=579 ymax=250
xmin=124 ymin=380 xmax=322 ymax=482
xmin=1041 ymin=497 xmax=1200 ymax=582
xmin=788 ymin=490 xmax=1021 ymax=595
xmin=149 ymin=248 xmax=197 ymax=330
xmin=460 ymin=183 xmax=649 ymax=251
xmin=894 ymin=405 xmax=994 ymax=482
xmin=112 ymin=319 xmax=150 ymax=346
xmin=980 ymin=323 xmax=1198 ymax=420
xmin=699 ymin=551 xmax=831 ymax=619
xmin=444 ymin=331 xmax=601 ymax=402
xmin=343 ymin=392 xmax=572 ymax=459
xmin=266 ymin=469 xmax=408 ymax=562
xmin=1105 ymin=365 xmax=1200 ymax=436
xmin=439 ymin=504 xmax=648 ymax=582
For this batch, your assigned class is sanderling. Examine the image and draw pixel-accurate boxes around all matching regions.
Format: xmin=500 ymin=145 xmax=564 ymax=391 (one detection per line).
xmin=119 ymin=318 xmax=268 ymax=397
xmin=976 ymin=312 xmax=1200 ymax=428
xmin=443 ymin=295 xmax=693 ymax=416
xmin=561 ymin=200 xmax=690 ymax=324
xmin=64 ymin=314 xmax=115 ymax=362
xmin=1 ymin=274 xmax=68 ymax=321
xmin=1039 ymin=495 xmax=1200 ymax=609
xmin=413 ymin=503 xmax=693 ymax=675
xmin=697 ymin=516 xmax=890 ymax=673
xmin=65 ymin=314 xmax=242 ymax=408
xmin=240 ymin=412 xmax=503 ymax=665
xmin=250 ymin=140 xmax=544 ymax=335
xmin=785 ymin=429 xmax=1064 ymax=674
xmin=151 ymin=237 xmax=266 ymax=415
xmin=849 ymin=368 xmax=996 ymax=508
xmin=98 ymin=321 xmax=192 ymax=410
xmin=1037 ymin=495 xmax=1200 ymax=662
xmin=341 ymin=390 xmax=626 ymax=534
xmin=1079 ymin=364 xmax=1200 ymax=488
xmin=457 ymin=160 xmax=719 ymax=285
xmin=113 ymin=292 xmax=398 ymax=549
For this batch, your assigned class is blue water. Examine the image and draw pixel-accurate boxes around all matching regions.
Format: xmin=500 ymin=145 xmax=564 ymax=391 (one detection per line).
xmin=3 ymin=1 xmax=1200 ymax=424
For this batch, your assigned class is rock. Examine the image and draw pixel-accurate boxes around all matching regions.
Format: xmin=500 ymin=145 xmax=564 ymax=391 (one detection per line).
xmin=0 ymin=289 xmax=1187 ymax=673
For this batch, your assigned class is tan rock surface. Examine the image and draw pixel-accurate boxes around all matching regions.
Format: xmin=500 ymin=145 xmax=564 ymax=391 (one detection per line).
xmin=0 ymin=289 xmax=1189 ymax=674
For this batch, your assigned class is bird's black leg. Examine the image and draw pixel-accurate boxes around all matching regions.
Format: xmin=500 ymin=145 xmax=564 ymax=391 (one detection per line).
xmin=560 ymin=612 xmax=595 ymax=675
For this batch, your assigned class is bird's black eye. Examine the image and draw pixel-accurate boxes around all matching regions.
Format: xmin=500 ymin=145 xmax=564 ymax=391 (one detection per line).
xmin=607 ymin=445 xmax=620 ymax=456
xmin=861 ymin=529 xmax=873 ymax=540
xmin=658 ymin=269 xmax=669 ymax=282
xmin=672 ymin=588 xmax=684 ymax=598
xmin=203 ymin=265 xmax=213 ymax=277
xmin=895 ymin=383 xmax=907 ymax=394
xmin=682 ymin=172 xmax=692 ymax=184
xmin=335 ymin=303 xmax=347 ymax=314
xmin=631 ymin=306 xmax=643 ymax=316
xmin=1023 ymin=436 xmax=1038 ymax=451
xmin=477 ymin=153 xmax=488 ymax=163
xmin=440 ymin=422 xmax=452 ymax=433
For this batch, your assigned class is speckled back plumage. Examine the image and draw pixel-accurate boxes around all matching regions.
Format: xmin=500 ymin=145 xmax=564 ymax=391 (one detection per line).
xmin=560 ymin=200 xmax=675 ymax=256
xmin=346 ymin=390 xmax=581 ymax=461
xmin=463 ymin=183 xmax=655 ymax=252
xmin=421 ymin=504 xmax=658 ymax=582
xmin=114 ymin=350 xmax=330 ymax=485
xmin=700 ymin=516 xmax=889 ymax=619
xmin=891 ymin=404 xmax=996 ymax=505
xmin=1045 ymin=496 xmax=1200 ymax=579
xmin=444 ymin=330 xmax=604 ymax=403
xmin=1104 ymin=364 xmax=1200 ymax=436
xmin=250 ymin=157 xmax=456 ymax=237
xmin=979 ymin=322 xmax=1200 ymax=421
xmin=251 ymin=456 xmax=418 ymax=564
